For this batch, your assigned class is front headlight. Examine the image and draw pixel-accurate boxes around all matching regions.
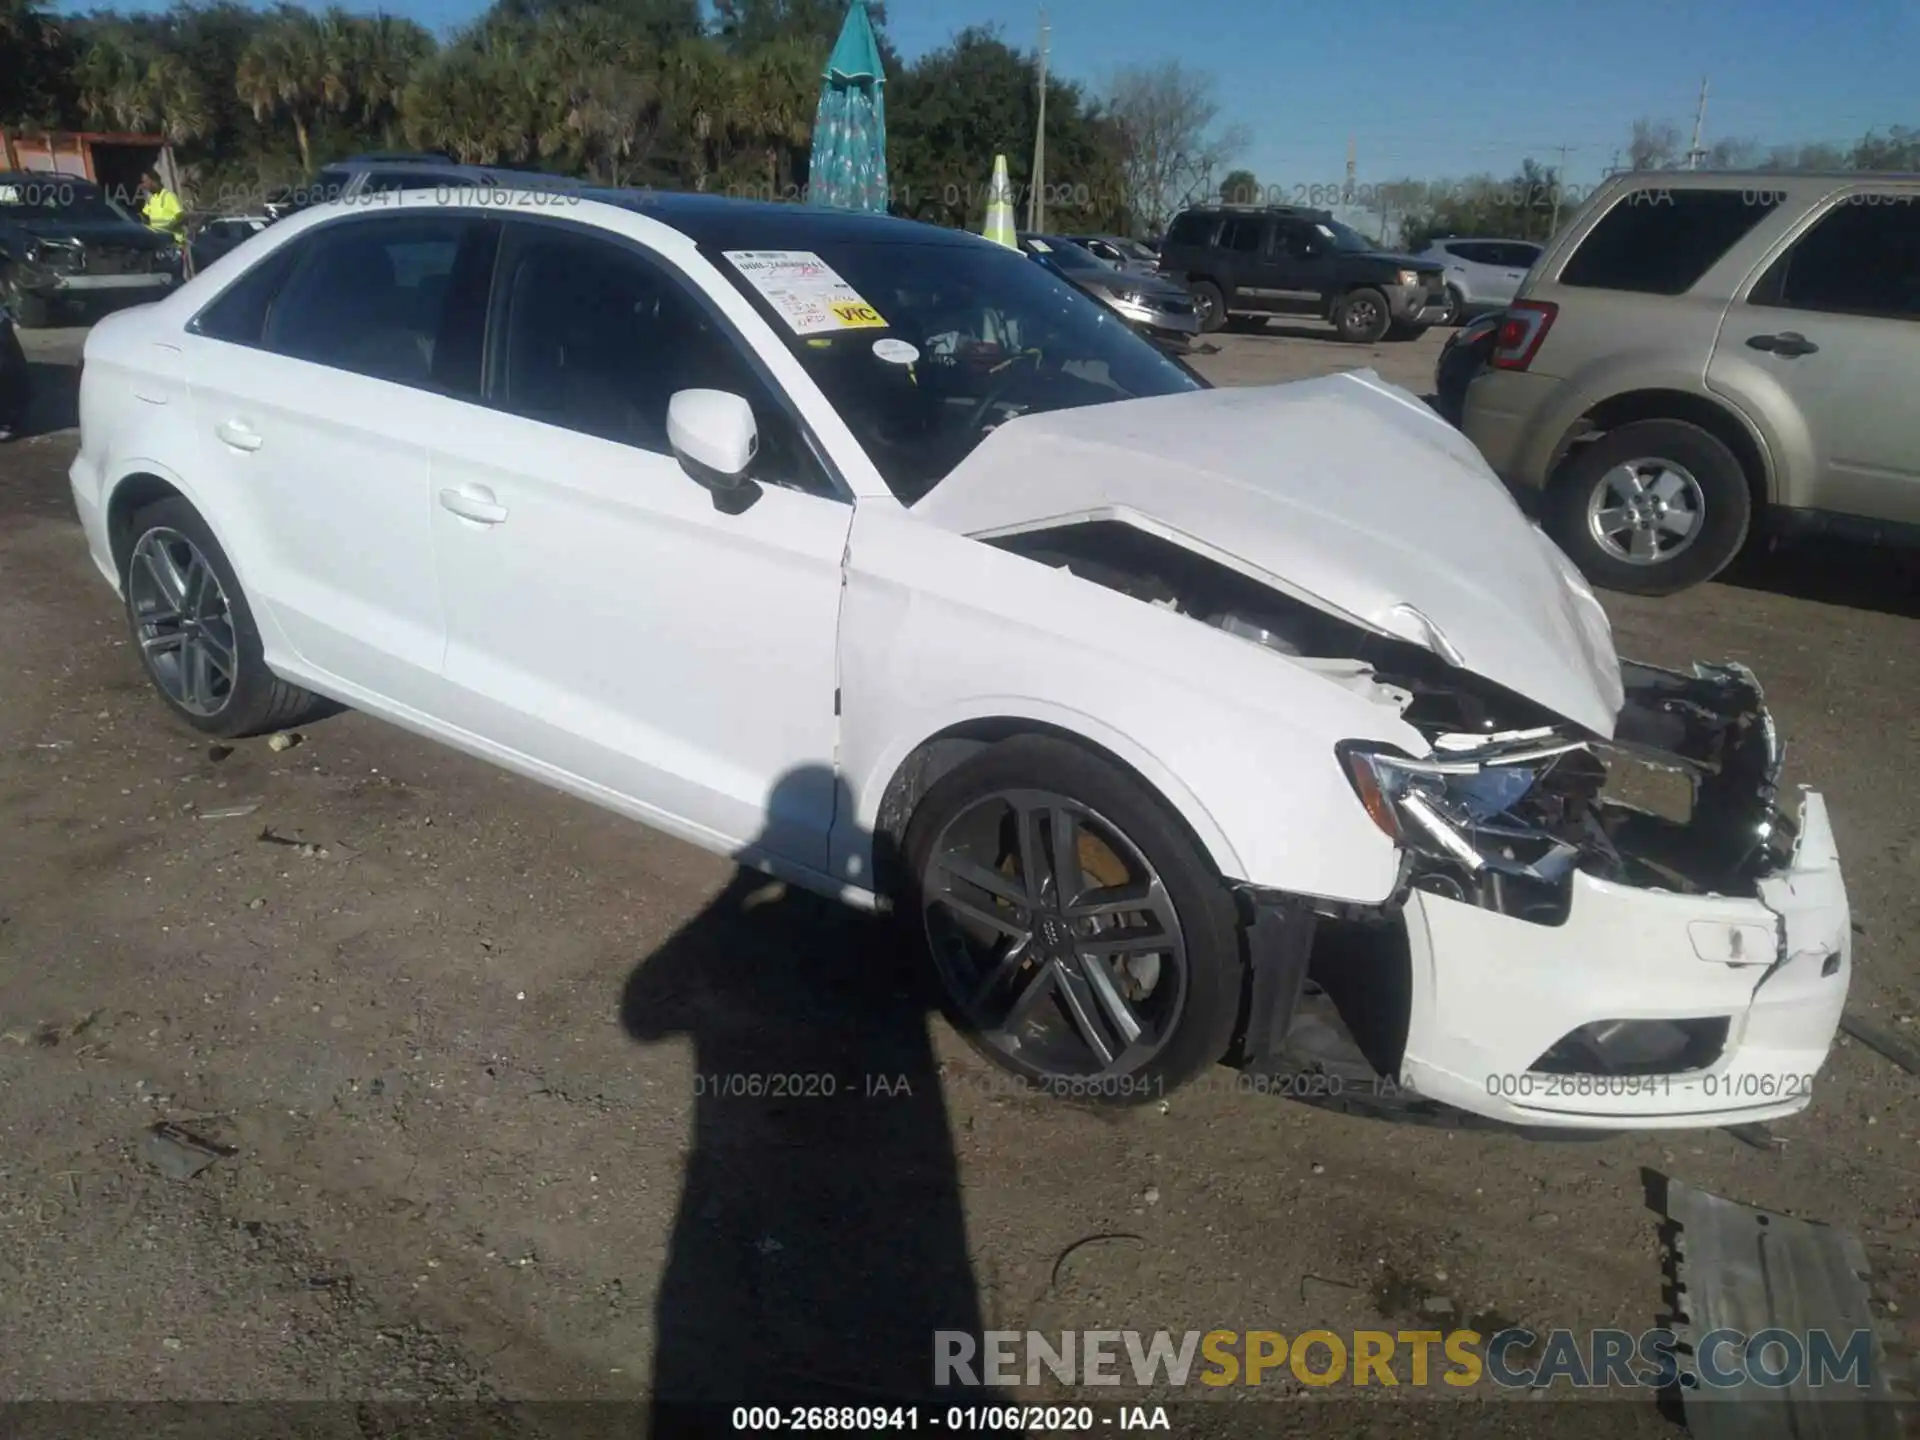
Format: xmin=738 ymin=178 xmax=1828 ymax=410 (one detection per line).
xmin=1339 ymin=743 xmax=1582 ymax=879
xmin=1396 ymin=269 xmax=1420 ymax=288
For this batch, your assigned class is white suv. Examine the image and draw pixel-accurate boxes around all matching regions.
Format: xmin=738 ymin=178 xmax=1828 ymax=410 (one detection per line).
xmin=70 ymin=184 xmax=1851 ymax=1128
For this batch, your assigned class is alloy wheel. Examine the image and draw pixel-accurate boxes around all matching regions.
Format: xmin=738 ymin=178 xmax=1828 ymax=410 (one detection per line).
xmin=127 ymin=527 xmax=238 ymax=717
xmin=921 ymin=789 xmax=1188 ymax=1080
xmin=1587 ymin=458 xmax=1705 ymax=566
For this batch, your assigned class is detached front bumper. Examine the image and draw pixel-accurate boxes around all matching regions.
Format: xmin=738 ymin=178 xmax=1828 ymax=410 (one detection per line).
xmin=1392 ymin=659 xmax=1851 ymax=1129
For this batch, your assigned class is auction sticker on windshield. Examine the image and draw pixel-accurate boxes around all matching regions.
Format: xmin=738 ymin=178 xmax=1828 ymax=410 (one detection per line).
xmin=723 ymin=250 xmax=889 ymax=334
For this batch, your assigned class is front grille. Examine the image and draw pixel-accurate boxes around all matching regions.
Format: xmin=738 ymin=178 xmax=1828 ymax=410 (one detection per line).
xmin=86 ymin=247 xmax=159 ymax=276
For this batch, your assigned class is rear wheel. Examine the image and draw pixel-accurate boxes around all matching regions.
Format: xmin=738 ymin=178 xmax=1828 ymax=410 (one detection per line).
xmin=1332 ymin=287 xmax=1391 ymax=344
xmin=903 ymin=736 xmax=1245 ymax=1106
xmin=1190 ymin=280 xmax=1227 ymax=334
xmin=123 ymin=496 xmax=324 ymax=737
xmin=1542 ymin=419 xmax=1753 ymax=596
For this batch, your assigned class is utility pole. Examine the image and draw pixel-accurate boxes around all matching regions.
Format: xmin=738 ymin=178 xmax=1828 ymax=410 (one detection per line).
xmin=1344 ymin=135 xmax=1356 ymax=206
xmin=1028 ymin=8 xmax=1050 ymax=232
xmin=1684 ymin=75 xmax=1710 ymax=169
xmin=1548 ymin=141 xmax=1570 ymax=236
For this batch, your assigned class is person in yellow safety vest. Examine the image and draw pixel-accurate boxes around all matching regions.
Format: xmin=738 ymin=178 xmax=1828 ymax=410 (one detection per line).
xmin=140 ymin=168 xmax=185 ymax=239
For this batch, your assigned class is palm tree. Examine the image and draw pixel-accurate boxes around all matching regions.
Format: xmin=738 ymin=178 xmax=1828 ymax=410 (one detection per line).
xmin=74 ymin=30 xmax=210 ymax=145
xmin=739 ymin=36 xmax=818 ymax=195
xmin=341 ymin=13 xmax=434 ymax=150
xmin=662 ymin=36 xmax=743 ymax=192
xmin=236 ymin=8 xmax=347 ymax=174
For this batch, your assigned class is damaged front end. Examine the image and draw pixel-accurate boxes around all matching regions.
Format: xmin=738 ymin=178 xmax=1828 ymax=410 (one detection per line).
xmin=1347 ymin=658 xmax=1850 ymax=1127
xmin=1339 ymin=659 xmax=1794 ymax=928
xmin=986 ymin=519 xmax=1850 ymax=1128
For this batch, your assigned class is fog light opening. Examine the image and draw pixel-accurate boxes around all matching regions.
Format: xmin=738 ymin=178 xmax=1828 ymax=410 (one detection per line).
xmin=1531 ymin=1017 xmax=1730 ymax=1077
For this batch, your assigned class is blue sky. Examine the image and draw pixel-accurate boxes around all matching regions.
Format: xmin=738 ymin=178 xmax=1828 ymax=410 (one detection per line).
xmin=59 ymin=0 xmax=1919 ymax=192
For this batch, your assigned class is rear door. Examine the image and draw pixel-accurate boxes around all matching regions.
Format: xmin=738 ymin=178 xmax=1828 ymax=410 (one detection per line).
xmin=1707 ymin=187 xmax=1920 ymax=523
xmin=1266 ymin=219 xmax=1338 ymax=314
xmin=1487 ymin=242 xmax=1538 ymax=302
xmin=181 ymin=210 xmax=498 ymax=709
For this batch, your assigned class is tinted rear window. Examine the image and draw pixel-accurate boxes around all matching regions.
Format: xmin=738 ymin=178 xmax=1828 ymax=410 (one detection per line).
xmin=1560 ymin=189 xmax=1779 ymax=295
xmin=1165 ymin=212 xmax=1213 ymax=248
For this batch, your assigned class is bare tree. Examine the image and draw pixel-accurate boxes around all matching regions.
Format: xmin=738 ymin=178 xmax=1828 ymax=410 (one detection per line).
xmin=1626 ymin=117 xmax=1680 ymax=171
xmin=1703 ymin=136 xmax=1759 ymax=169
xmin=1106 ymin=60 xmax=1247 ymax=231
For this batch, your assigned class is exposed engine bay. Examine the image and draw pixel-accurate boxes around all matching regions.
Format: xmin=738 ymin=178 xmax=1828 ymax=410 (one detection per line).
xmin=993 ymin=519 xmax=1791 ymax=925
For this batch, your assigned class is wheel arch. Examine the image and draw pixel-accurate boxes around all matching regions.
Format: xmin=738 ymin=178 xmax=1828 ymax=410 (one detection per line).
xmin=105 ymin=467 xmax=194 ymax=581
xmin=1554 ymin=388 xmax=1774 ymax=513
xmin=853 ymin=710 xmax=1248 ymax=904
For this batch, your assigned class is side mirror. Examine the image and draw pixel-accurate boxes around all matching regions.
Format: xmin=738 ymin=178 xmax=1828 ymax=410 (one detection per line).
xmin=667 ymin=389 xmax=763 ymax=514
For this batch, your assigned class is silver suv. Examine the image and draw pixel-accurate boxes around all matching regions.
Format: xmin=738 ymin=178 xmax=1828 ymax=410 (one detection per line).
xmin=1463 ymin=171 xmax=1920 ymax=594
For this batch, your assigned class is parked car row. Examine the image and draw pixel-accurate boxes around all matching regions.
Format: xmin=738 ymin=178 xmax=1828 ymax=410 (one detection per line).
xmin=1015 ymin=233 xmax=1199 ymax=349
xmin=71 ymin=177 xmax=1852 ymax=1132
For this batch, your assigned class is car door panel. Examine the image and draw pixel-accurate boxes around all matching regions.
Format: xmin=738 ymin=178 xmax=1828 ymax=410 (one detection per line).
xmin=430 ymin=220 xmax=852 ymax=869
xmin=180 ymin=211 xmax=493 ymax=710
xmin=1707 ymin=190 xmax=1920 ymax=522
xmin=184 ymin=339 xmax=450 ymax=700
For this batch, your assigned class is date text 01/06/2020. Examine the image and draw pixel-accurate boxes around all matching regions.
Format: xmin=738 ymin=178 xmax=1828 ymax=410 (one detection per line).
xmin=730 ymin=1405 xmax=1165 ymax=1432
xmin=689 ymin=1071 xmax=1407 ymax=1102
xmin=1484 ymin=1073 xmax=1816 ymax=1101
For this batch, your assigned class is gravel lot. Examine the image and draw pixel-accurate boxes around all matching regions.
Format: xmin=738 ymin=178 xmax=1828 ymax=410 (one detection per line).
xmin=2 ymin=317 xmax=1917 ymax=1430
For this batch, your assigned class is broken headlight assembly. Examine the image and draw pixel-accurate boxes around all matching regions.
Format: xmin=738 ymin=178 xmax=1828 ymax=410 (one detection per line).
xmin=1340 ymin=738 xmax=1603 ymax=922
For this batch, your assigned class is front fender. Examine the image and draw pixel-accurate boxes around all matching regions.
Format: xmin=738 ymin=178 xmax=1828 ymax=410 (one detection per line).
xmin=834 ymin=507 xmax=1414 ymax=906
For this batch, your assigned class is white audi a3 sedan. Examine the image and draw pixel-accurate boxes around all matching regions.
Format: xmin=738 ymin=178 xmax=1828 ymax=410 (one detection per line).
xmin=71 ymin=182 xmax=1851 ymax=1129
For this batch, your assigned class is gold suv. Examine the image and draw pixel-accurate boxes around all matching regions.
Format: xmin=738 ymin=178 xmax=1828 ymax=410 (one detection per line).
xmin=1463 ymin=171 xmax=1919 ymax=594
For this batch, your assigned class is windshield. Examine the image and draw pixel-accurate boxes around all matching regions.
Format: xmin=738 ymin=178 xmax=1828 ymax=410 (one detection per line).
xmin=1315 ymin=219 xmax=1379 ymax=253
xmin=711 ymin=239 xmax=1203 ymax=505
xmin=1115 ymin=238 xmax=1158 ymax=263
xmin=0 ymin=178 xmax=134 ymax=224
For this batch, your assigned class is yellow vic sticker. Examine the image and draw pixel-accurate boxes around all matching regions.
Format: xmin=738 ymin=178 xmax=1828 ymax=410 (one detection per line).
xmin=830 ymin=300 xmax=887 ymax=329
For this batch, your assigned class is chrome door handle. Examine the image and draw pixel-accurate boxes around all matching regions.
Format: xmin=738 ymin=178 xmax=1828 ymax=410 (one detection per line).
xmin=214 ymin=418 xmax=262 ymax=452
xmin=438 ymin=486 xmax=509 ymax=525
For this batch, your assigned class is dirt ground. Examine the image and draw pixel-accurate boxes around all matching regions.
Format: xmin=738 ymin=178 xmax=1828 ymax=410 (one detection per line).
xmin=2 ymin=318 xmax=1918 ymax=1433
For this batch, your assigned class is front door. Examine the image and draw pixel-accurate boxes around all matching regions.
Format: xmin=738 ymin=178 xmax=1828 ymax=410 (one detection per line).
xmin=1708 ymin=187 xmax=1920 ymax=525
xmin=428 ymin=218 xmax=852 ymax=869
xmin=181 ymin=209 xmax=498 ymax=709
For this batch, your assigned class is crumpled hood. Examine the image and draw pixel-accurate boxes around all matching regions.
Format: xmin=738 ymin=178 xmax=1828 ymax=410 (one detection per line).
xmin=913 ymin=372 xmax=1626 ymax=737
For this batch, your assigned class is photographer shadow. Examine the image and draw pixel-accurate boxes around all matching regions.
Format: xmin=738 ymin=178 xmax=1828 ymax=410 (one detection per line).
xmin=619 ymin=767 xmax=992 ymax=1425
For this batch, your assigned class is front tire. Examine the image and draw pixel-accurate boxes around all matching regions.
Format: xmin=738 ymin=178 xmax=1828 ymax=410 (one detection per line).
xmin=1332 ymin=287 xmax=1391 ymax=344
xmin=1437 ymin=286 xmax=1464 ymax=327
xmin=902 ymin=735 xmax=1244 ymax=1105
xmin=1189 ymin=280 xmax=1227 ymax=334
xmin=1542 ymin=419 xmax=1753 ymax=596
xmin=122 ymin=496 xmax=324 ymax=737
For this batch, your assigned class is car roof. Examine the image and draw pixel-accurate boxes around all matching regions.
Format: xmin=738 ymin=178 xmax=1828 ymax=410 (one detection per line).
xmin=587 ymin=188 xmax=1002 ymax=252
xmin=1428 ymin=235 xmax=1539 ymax=245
